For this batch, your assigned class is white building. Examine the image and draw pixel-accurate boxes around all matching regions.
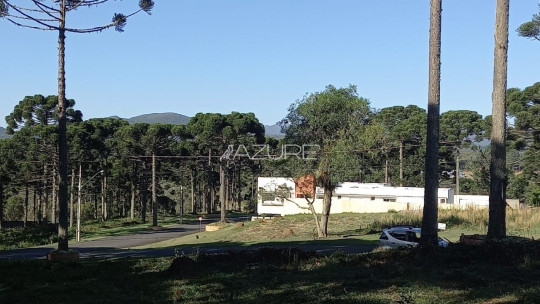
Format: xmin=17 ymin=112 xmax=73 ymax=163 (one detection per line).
xmin=257 ymin=178 xmax=468 ymax=216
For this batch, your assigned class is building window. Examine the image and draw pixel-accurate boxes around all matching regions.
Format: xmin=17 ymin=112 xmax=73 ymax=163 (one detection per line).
xmin=337 ymin=195 xmax=342 ymax=199
xmin=439 ymin=198 xmax=446 ymax=204
xmin=370 ymin=197 xmax=375 ymax=201
xmin=383 ymin=198 xmax=396 ymax=202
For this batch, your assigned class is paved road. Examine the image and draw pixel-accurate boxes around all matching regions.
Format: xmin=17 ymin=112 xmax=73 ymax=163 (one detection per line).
xmin=0 ymin=218 xmax=376 ymax=260
xmin=0 ymin=220 xmax=208 ymax=260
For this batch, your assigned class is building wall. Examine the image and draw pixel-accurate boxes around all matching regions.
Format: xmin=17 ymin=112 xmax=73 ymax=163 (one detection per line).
xmin=256 ymin=178 xmax=520 ymax=216
xmin=257 ymin=196 xmax=494 ymax=216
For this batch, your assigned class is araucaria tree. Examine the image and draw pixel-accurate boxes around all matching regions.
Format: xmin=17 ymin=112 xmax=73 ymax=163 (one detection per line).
xmin=488 ymin=0 xmax=510 ymax=239
xmin=0 ymin=0 xmax=154 ymax=252
xmin=517 ymin=3 xmax=540 ymax=41
xmin=421 ymin=0 xmax=442 ymax=247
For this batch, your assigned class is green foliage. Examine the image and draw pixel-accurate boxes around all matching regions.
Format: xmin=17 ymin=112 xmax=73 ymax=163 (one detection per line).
xmin=525 ymin=184 xmax=540 ymax=207
xmin=281 ymin=84 xmax=372 ymax=187
xmin=0 ymin=0 xmax=7 ymax=17
xmin=508 ymin=174 xmax=527 ymax=201
xmin=5 ymin=94 xmax=81 ymax=134
xmin=517 ymin=4 xmax=540 ymax=41
xmin=4 ymin=195 xmax=23 ymax=221
xmin=0 ymin=225 xmax=58 ymax=250
xmin=507 ymin=83 xmax=540 ymax=205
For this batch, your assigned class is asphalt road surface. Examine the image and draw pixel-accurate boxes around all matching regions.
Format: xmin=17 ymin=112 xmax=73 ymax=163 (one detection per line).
xmin=0 ymin=219 xmax=377 ymax=260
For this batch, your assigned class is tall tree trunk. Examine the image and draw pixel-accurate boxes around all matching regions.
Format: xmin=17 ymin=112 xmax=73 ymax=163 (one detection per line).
xmin=141 ymin=191 xmax=147 ymax=223
xmin=130 ymin=181 xmax=136 ymax=220
xmin=101 ymin=169 xmax=107 ymax=221
xmin=190 ymin=169 xmax=195 ymax=214
xmin=56 ymin=1 xmax=69 ymax=250
xmin=384 ymin=155 xmax=389 ymax=184
xmin=76 ymin=163 xmax=82 ymax=242
xmin=0 ymin=182 xmax=4 ymax=229
xmin=122 ymin=191 xmax=126 ymax=218
xmin=320 ymin=186 xmax=332 ymax=237
xmin=207 ymin=149 xmax=212 ymax=214
xmin=455 ymin=148 xmax=460 ymax=195
xmin=178 ymin=185 xmax=184 ymax=223
xmin=43 ymin=164 xmax=49 ymax=223
xmin=24 ymin=184 xmax=29 ymax=227
xmin=70 ymin=167 xmax=75 ymax=228
xmin=488 ymin=0 xmax=509 ymax=240
xmin=211 ymin=185 xmax=215 ymax=213
xmin=38 ymin=188 xmax=42 ymax=225
xmin=152 ymin=153 xmax=158 ymax=226
xmin=399 ymin=141 xmax=404 ymax=186
xmin=421 ymin=0 xmax=442 ymax=247
xmin=32 ymin=187 xmax=37 ymax=223
xmin=220 ymin=164 xmax=226 ymax=222
xmin=51 ymin=166 xmax=57 ymax=224
xmin=237 ymin=164 xmax=242 ymax=211
xmin=93 ymin=195 xmax=98 ymax=220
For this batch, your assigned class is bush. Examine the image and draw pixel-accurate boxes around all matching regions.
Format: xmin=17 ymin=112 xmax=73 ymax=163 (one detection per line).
xmin=4 ymin=196 xmax=24 ymax=221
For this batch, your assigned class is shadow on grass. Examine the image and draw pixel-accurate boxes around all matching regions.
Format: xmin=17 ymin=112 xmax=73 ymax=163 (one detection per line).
xmin=163 ymin=241 xmax=540 ymax=304
xmin=1 ymin=241 xmax=539 ymax=303
xmin=156 ymin=237 xmax=379 ymax=254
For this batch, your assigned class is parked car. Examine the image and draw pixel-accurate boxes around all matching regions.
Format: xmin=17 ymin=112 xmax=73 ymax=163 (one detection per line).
xmin=379 ymin=226 xmax=448 ymax=249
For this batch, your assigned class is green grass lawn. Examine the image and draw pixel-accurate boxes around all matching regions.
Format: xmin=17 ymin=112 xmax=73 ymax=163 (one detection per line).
xmin=1 ymin=242 xmax=539 ymax=304
xmin=2 ymin=209 xmax=540 ymax=303
xmin=135 ymin=209 xmax=540 ymax=250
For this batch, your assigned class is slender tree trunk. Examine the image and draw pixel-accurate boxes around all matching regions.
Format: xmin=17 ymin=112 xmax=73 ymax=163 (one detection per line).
xmin=76 ymin=163 xmax=82 ymax=242
xmin=152 ymin=153 xmax=158 ymax=226
xmin=421 ymin=0 xmax=442 ymax=247
xmin=32 ymin=187 xmax=37 ymax=223
xmin=24 ymin=184 xmax=29 ymax=227
xmin=0 ymin=182 xmax=3 ymax=229
xmin=177 ymin=185 xmax=184 ymax=223
xmin=101 ymin=169 xmax=107 ymax=221
xmin=384 ymin=155 xmax=389 ymax=184
xmin=211 ymin=185 xmax=215 ymax=213
xmin=455 ymin=148 xmax=460 ymax=195
xmin=43 ymin=164 xmax=49 ymax=223
xmin=38 ymin=188 xmax=42 ymax=225
xmin=207 ymin=150 xmax=212 ymax=214
xmin=220 ymin=164 xmax=226 ymax=222
xmin=320 ymin=186 xmax=332 ymax=237
xmin=237 ymin=165 xmax=242 ymax=211
xmin=488 ymin=0 xmax=509 ymax=240
xmin=56 ymin=0 xmax=69 ymax=250
xmin=130 ymin=181 xmax=136 ymax=220
xmin=122 ymin=191 xmax=126 ymax=218
xmin=307 ymin=200 xmax=323 ymax=238
xmin=141 ymin=191 xmax=147 ymax=223
xmin=93 ymin=195 xmax=98 ymax=220
xmin=190 ymin=169 xmax=195 ymax=214
xmin=70 ymin=167 xmax=75 ymax=228
xmin=399 ymin=141 xmax=404 ymax=186
xmin=52 ymin=165 xmax=57 ymax=224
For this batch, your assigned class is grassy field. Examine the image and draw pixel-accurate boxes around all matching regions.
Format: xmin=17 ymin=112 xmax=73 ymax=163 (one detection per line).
xmin=1 ymin=209 xmax=540 ymax=303
xmin=0 ymin=242 xmax=539 ymax=303
xmin=136 ymin=208 xmax=540 ymax=250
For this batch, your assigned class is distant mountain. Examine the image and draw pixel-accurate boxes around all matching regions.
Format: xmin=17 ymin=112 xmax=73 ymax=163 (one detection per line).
xmin=265 ymin=123 xmax=285 ymax=139
xmin=0 ymin=127 xmax=10 ymax=139
xmin=127 ymin=112 xmax=191 ymax=125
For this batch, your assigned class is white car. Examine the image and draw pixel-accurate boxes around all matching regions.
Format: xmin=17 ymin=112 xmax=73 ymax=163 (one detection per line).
xmin=379 ymin=226 xmax=448 ymax=249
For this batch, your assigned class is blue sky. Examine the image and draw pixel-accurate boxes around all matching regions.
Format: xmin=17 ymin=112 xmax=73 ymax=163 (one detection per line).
xmin=1 ymin=1 xmax=539 ymax=128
